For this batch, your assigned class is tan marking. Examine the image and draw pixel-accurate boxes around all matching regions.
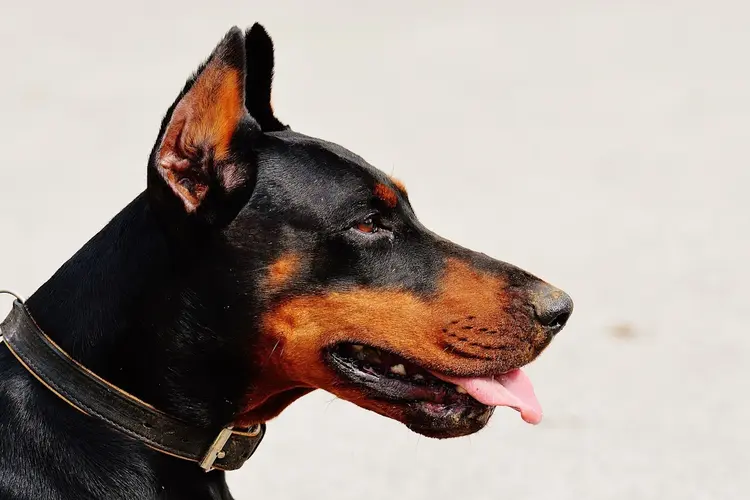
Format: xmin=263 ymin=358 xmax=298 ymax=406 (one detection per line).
xmin=157 ymin=57 xmax=244 ymax=211
xmin=160 ymin=63 xmax=243 ymax=163
xmin=266 ymin=254 xmax=300 ymax=290
xmin=374 ymin=183 xmax=398 ymax=208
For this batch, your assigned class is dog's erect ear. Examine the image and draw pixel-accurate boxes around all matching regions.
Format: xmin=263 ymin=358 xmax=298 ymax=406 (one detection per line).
xmin=244 ymin=23 xmax=287 ymax=132
xmin=153 ymin=27 xmax=252 ymax=215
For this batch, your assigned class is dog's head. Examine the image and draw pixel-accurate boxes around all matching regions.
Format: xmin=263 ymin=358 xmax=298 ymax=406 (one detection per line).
xmin=147 ymin=25 xmax=572 ymax=438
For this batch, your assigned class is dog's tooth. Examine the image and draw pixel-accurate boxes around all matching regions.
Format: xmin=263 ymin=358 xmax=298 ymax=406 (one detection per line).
xmin=413 ymin=374 xmax=424 ymax=381
xmin=390 ymin=364 xmax=406 ymax=376
xmin=456 ymin=385 xmax=468 ymax=394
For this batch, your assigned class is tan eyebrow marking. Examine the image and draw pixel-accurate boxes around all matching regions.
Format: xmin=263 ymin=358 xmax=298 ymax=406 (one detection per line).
xmin=374 ymin=183 xmax=398 ymax=208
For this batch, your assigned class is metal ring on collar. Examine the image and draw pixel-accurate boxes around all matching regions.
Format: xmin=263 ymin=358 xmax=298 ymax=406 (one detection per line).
xmin=0 ymin=290 xmax=26 ymax=303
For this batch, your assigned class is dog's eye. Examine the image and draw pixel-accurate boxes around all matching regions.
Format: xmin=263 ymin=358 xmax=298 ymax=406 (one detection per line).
xmin=355 ymin=217 xmax=378 ymax=234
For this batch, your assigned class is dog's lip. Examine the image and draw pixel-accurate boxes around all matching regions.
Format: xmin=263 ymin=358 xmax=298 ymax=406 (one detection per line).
xmin=325 ymin=342 xmax=543 ymax=425
xmin=323 ymin=341 xmax=489 ymax=379
xmin=324 ymin=344 xmax=487 ymax=407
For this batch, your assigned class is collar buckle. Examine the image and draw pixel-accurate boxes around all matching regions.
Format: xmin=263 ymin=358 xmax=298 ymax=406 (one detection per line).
xmin=200 ymin=424 xmax=262 ymax=472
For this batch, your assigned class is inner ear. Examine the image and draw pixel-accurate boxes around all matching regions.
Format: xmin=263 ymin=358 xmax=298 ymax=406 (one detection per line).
xmin=245 ymin=23 xmax=287 ymax=132
xmin=155 ymin=27 xmax=250 ymax=214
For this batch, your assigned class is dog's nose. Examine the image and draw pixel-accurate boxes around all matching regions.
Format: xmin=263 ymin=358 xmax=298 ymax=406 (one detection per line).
xmin=530 ymin=283 xmax=573 ymax=334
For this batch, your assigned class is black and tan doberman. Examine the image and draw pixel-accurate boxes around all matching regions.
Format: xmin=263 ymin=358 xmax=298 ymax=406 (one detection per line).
xmin=0 ymin=24 xmax=572 ymax=500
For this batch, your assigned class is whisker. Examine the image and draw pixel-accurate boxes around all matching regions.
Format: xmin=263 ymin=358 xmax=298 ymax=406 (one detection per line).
xmin=324 ymin=397 xmax=340 ymax=413
xmin=265 ymin=339 xmax=281 ymax=362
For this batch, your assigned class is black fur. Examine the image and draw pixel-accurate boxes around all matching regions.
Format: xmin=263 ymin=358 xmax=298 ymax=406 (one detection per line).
xmin=244 ymin=24 xmax=287 ymax=132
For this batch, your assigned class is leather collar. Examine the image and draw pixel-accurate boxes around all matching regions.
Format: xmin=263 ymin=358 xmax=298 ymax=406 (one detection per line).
xmin=0 ymin=300 xmax=264 ymax=472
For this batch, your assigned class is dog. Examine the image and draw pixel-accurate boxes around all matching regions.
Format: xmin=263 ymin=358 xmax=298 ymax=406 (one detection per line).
xmin=0 ymin=24 xmax=573 ymax=499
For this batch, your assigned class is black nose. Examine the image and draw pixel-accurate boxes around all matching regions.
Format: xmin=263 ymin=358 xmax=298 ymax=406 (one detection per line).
xmin=530 ymin=284 xmax=573 ymax=334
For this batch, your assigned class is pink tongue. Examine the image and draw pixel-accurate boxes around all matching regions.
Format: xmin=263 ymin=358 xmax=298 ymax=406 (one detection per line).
xmin=430 ymin=369 xmax=543 ymax=425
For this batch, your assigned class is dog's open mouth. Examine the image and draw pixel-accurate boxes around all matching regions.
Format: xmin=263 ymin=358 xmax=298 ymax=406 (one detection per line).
xmin=326 ymin=343 xmax=542 ymax=435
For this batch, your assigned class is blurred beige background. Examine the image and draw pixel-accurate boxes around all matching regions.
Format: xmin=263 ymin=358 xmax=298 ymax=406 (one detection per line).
xmin=1 ymin=1 xmax=748 ymax=499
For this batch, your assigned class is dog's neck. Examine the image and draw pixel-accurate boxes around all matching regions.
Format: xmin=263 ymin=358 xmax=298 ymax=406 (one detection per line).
xmin=27 ymin=194 xmax=168 ymax=381
xmin=0 ymin=193 xmax=246 ymax=499
xmin=25 ymin=192 xmax=250 ymax=427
